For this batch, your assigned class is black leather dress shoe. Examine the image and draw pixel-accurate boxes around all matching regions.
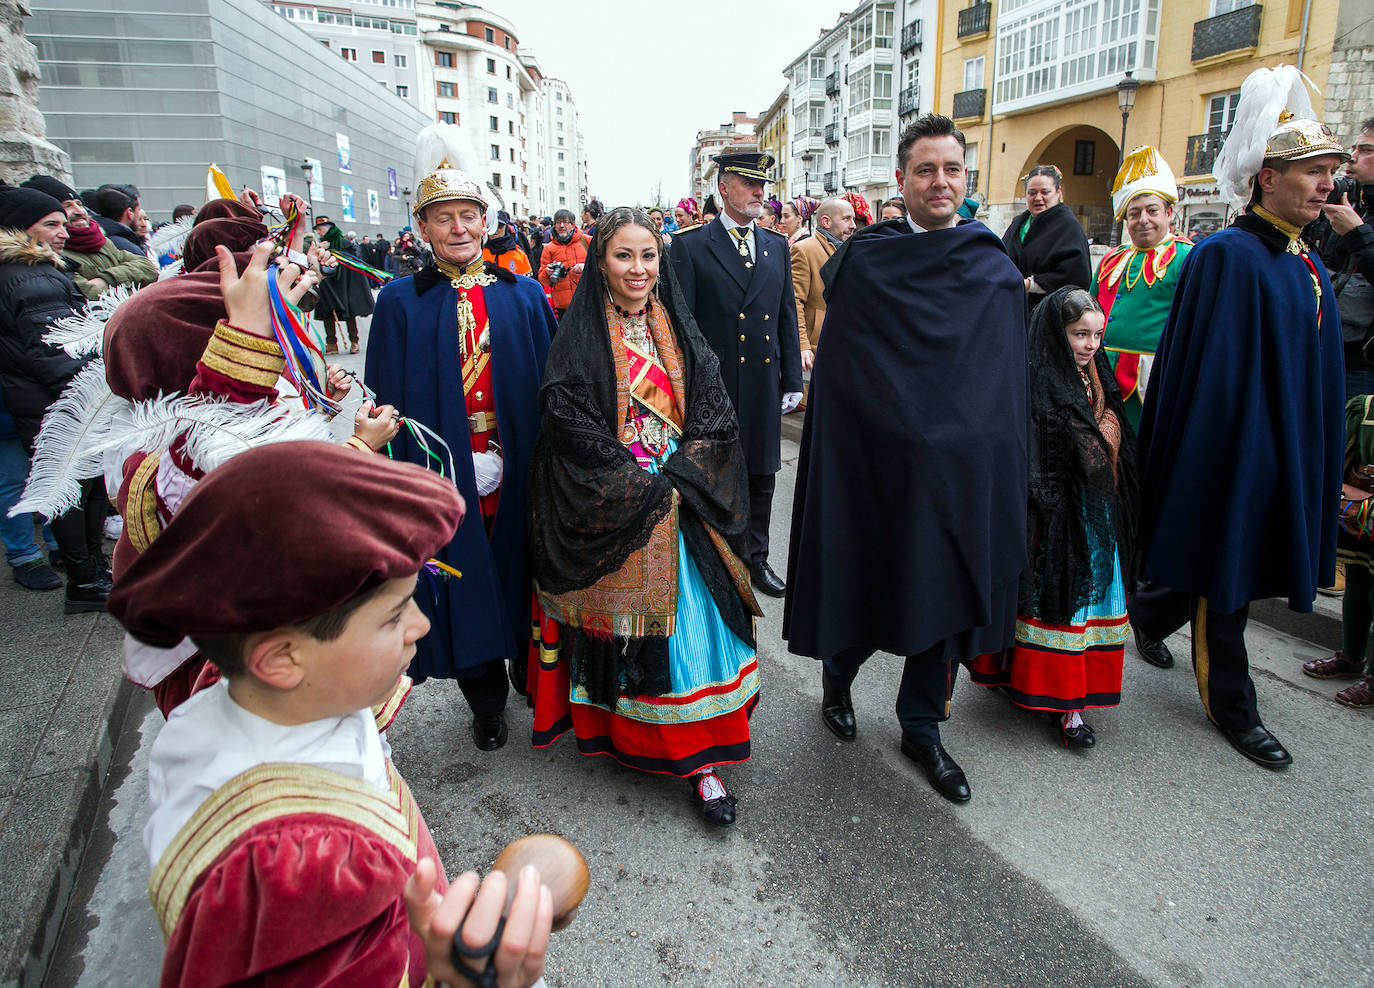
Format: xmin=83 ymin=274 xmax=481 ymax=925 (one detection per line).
xmin=1218 ymin=723 xmax=1292 ymax=769
xmin=1050 ymin=714 xmax=1096 ymax=748
xmin=692 ymin=774 xmax=737 ymax=827
xmin=900 ymin=738 xmax=971 ymax=803
xmin=472 ymin=713 xmax=509 ymax=751
xmin=749 ymin=561 xmax=786 ymax=598
xmin=821 ymin=673 xmax=856 ymax=740
xmin=1134 ymin=628 xmax=1175 ymax=669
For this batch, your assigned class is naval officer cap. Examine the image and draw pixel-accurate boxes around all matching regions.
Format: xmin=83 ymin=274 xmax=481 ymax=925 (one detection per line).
xmin=713 ymin=152 xmax=775 ymax=183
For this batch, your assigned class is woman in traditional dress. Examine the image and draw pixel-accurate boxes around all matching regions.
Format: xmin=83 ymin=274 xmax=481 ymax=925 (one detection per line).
xmin=1002 ymin=165 xmax=1093 ymax=314
xmin=780 ymin=195 xmax=818 ymax=247
xmin=969 ymin=287 xmax=1138 ymax=748
xmin=527 ymin=207 xmax=762 ymax=827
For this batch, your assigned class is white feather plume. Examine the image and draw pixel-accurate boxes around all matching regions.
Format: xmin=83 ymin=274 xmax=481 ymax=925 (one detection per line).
xmin=147 ymin=214 xmax=195 ymax=259
xmin=1213 ymin=65 xmax=1319 ymax=208
xmin=43 ymin=283 xmax=136 ymax=358
xmin=412 ymin=122 xmax=503 ymax=236
xmin=157 ymin=258 xmax=184 ymax=281
xmin=10 ymin=360 xmax=124 ymax=518
xmin=104 ymin=396 xmax=335 ymax=476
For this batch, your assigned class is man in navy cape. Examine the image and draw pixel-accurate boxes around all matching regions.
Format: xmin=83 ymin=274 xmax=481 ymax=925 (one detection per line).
xmin=366 ymin=131 xmax=555 ymax=751
xmin=784 ymin=114 xmax=1028 ymax=803
xmin=1129 ymin=90 xmax=1348 ymax=770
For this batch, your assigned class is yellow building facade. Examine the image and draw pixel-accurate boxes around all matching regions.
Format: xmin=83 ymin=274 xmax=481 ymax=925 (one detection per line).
xmin=935 ymin=0 xmax=1339 ymax=240
xmin=757 ymin=88 xmax=791 ymax=202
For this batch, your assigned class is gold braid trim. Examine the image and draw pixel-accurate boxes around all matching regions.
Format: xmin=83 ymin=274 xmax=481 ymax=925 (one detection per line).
xmin=435 ymin=256 xmax=495 ymax=360
xmin=126 ymin=451 xmax=162 ymax=553
xmin=214 ymin=322 xmax=286 ymax=355
xmin=200 ymin=349 xmax=283 ymax=388
xmin=149 ymin=761 xmax=419 ymax=939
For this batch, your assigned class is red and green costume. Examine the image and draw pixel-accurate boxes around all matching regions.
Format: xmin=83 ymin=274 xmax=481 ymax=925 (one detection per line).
xmin=1092 ymin=233 xmax=1193 ymax=428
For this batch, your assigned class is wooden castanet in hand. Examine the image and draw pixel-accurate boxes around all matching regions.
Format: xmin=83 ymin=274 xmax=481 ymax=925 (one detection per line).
xmin=492 ymin=833 xmax=590 ymax=931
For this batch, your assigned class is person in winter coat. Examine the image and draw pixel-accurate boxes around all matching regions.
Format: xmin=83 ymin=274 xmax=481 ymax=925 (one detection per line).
xmin=484 ymin=211 xmax=533 ymax=277
xmin=537 ymin=209 xmax=588 ymax=318
xmin=1002 ymin=165 xmax=1092 ymax=313
xmin=90 ymin=184 xmax=151 ymax=259
xmin=21 ymin=175 xmax=157 ymax=299
xmin=0 ymin=186 xmax=111 ymax=612
xmin=312 ymin=215 xmax=375 ymax=353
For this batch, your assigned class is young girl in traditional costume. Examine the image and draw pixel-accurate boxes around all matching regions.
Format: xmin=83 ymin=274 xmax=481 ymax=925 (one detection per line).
xmin=970 ymin=287 xmax=1138 ymax=747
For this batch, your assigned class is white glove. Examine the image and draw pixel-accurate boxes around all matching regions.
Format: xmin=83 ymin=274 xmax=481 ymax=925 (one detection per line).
xmin=472 ymin=449 xmax=503 ymax=496
xmin=781 ymin=392 xmax=803 ymax=414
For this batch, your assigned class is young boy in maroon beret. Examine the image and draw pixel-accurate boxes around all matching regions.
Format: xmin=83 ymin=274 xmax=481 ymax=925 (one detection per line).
xmin=107 ymin=440 xmax=553 ymax=986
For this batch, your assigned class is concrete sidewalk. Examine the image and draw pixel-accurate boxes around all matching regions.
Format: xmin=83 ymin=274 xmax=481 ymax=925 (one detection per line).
xmin=0 ymin=557 xmax=131 ymax=988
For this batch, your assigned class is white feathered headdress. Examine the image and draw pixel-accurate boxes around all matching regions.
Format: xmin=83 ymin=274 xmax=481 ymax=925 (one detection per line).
xmin=1212 ymin=65 xmax=1322 ymax=208
xmin=411 ymin=123 xmax=505 ymax=236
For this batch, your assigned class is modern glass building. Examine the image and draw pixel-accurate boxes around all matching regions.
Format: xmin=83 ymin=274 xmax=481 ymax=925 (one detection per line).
xmin=28 ymin=0 xmax=432 ymax=233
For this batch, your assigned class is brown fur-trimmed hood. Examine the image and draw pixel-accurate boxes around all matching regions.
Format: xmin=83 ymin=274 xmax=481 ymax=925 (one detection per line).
xmin=0 ymin=230 xmax=64 ymax=267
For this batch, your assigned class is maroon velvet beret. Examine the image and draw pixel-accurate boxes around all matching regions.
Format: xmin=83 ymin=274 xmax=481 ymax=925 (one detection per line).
xmin=107 ymin=441 xmax=465 ymax=646
xmin=182 ymin=209 xmax=268 ymax=273
xmin=103 ymin=251 xmax=252 ymax=400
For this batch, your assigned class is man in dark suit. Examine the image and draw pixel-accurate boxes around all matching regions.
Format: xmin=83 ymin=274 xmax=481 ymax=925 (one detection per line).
xmin=670 ymin=152 xmax=803 ymax=597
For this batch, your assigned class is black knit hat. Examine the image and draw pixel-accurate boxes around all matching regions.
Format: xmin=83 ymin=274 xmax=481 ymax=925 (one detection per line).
xmin=21 ymin=175 xmax=78 ymax=203
xmin=0 ymin=186 xmax=66 ymax=233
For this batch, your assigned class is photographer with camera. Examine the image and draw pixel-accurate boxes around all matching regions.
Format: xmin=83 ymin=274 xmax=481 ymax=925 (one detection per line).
xmin=1312 ymin=117 xmax=1374 ymax=400
xmin=537 ymin=209 xmax=588 ymax=320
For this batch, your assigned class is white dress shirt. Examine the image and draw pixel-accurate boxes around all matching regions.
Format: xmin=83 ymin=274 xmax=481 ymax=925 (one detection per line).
xmin=718 ymin=210 xmax=757 ymax=260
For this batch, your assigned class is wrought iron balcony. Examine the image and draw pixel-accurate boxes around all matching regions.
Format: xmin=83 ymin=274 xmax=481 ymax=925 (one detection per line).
xmin=966 ymin=170 xmax=980 ymax=195
xmin=1192 ymin=4 xmax=1262 ymax=62
xmin=957 ymin=2 xmax=991 ymax=40
xmin=823 ymin=171 xmax=838 ymax=193
xmin=901 ymin=20 xmax=922 ymax=54
xmin=1185 ymin=132 xmax=1225 ymax=176
xmin=825 ymin=71 xmax=840 ymax=96
xmin=898 ymin=84 xmax=920 ymax=116
xmin=824 ymin=122 xmax=839 ymax=145
xmin=952 ymin=88 xmax=986 ymax=120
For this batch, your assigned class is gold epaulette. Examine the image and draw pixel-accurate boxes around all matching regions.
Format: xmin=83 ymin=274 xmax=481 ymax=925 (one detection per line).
xmin=671 ymin=224 xmax=701 ymax=236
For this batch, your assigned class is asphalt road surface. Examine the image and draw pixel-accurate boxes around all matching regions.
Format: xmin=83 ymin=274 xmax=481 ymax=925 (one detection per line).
xmin=46 ymin=338 xmax=1374 ymax=987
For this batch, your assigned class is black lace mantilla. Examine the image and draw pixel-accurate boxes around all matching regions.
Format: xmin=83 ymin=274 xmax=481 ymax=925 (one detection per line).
xmin=526 ymin=243 xmax=754 ymax=707
xmin=1022 ymin=286 xmax=1139 ymax=625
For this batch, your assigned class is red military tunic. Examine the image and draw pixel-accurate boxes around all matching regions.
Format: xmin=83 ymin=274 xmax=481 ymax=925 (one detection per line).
xmin=459 ymin=282 xmax=501 ymax=525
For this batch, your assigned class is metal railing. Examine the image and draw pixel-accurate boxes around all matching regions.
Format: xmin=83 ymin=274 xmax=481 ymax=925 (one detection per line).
xmin=957 ymin=2 xmax=991 ymax=39
xmin=901 ymin=21 xmax=922 ymax=53
xmin=823 ymin=170 xmax=838 ymax=192
xmin=898 ymin=85 xmax=920 ymax=116
xmin=825 ymin=71 xmax=840 ymax=96
xmin=1185 ymin=132 xmax=1225 ymax=176
xmin=952 ymin=87 xmax=986 ymax=119
xmin=824 ymin=122 xmax=839 ymax=145
xmin=1192 ymin=3 xmax=1262 ymax=62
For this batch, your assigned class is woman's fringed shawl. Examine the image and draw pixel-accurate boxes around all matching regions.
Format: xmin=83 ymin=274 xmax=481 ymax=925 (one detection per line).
xmin=1022 ymin=285 xmax=1140 ymax=626
xmin=527 ymin=253 xmax=759 ymax=708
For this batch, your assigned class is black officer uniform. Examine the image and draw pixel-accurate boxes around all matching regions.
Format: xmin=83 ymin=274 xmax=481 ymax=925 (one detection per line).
xmin=669 ymin=152 xmax=802 ymax=594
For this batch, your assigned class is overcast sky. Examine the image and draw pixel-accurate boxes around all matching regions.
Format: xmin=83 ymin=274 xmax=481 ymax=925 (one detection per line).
xmin=493 ymin=0 xmax=849 ymax=207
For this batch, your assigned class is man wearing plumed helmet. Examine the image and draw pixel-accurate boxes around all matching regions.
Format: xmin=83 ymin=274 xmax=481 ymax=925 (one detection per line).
xmin=1129 ymin=66 xmax=1348 ymax=772
xmin=365 ymin=124 xmax=557 ymax=752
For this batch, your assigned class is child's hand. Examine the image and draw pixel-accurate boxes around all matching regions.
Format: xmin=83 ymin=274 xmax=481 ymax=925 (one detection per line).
xmin=404 ymin=860 xmax=553 ymax=988
xmin=326 ymin=364 xmax=352 ymax=401
xmin=352 ymin=400 xmax=401 ymax=451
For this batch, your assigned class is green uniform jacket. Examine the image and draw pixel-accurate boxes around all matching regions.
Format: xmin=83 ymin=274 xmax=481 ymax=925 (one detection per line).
xmin=63 ymin=239 xmax=158 ymax=301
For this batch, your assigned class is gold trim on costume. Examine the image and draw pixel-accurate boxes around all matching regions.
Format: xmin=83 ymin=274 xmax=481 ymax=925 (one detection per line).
xmin=1194 ymin=597 xmax=1214 ymax=723
xmin=149 ymin=762 xmax=419 ymax=938
xmin=126 ymin=451 xmax=163 ymax=553
xmin=372 ymin=676 xmax=413 ymax=733
xmin=344 ymin=436 xmax=374 ymax=453
xmin=199 ymin=349 xmax=283 ymax=388
xmin=214 ymin=322 xmax=286 ymax=355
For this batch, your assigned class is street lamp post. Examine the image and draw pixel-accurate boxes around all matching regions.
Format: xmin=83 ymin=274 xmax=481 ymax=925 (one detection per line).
xmin=801 ymin=152 xmax=814 ymax=198
xmin=1111 ymin=70 xmax=1140 ymax=247
xmin=402 ymin=186 xmax=411 ymax=225
xmin=299 ymin=159 xmax=314 ymax=225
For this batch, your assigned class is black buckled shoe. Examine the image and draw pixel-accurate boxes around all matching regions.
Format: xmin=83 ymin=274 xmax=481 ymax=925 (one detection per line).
xmin=1218 ymin=723 xmax=1292 ymax=770
xmin=1133 ymin=628 xmax=1175 ymax=669
xmin=472 ymin=713 xmax=509 ymax=751
xmin=821 ymin=672 xmax=856 ymax=740
xmin=900 ymin=738 xmax=971 ymax=803
xmin=1050 ymin=714 xmax=1096 ymax=748
xmin=749 ymin=560 xmax=786 ymax=598
xmin=692 ymin=772 xmax=737 ymax=827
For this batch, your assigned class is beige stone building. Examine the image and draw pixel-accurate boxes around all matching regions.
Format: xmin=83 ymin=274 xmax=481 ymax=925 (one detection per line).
xmin=756 ymin=88 xmax=790 ymax=201
xmin=936 ymin=0 xmax=1340 ymax=241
